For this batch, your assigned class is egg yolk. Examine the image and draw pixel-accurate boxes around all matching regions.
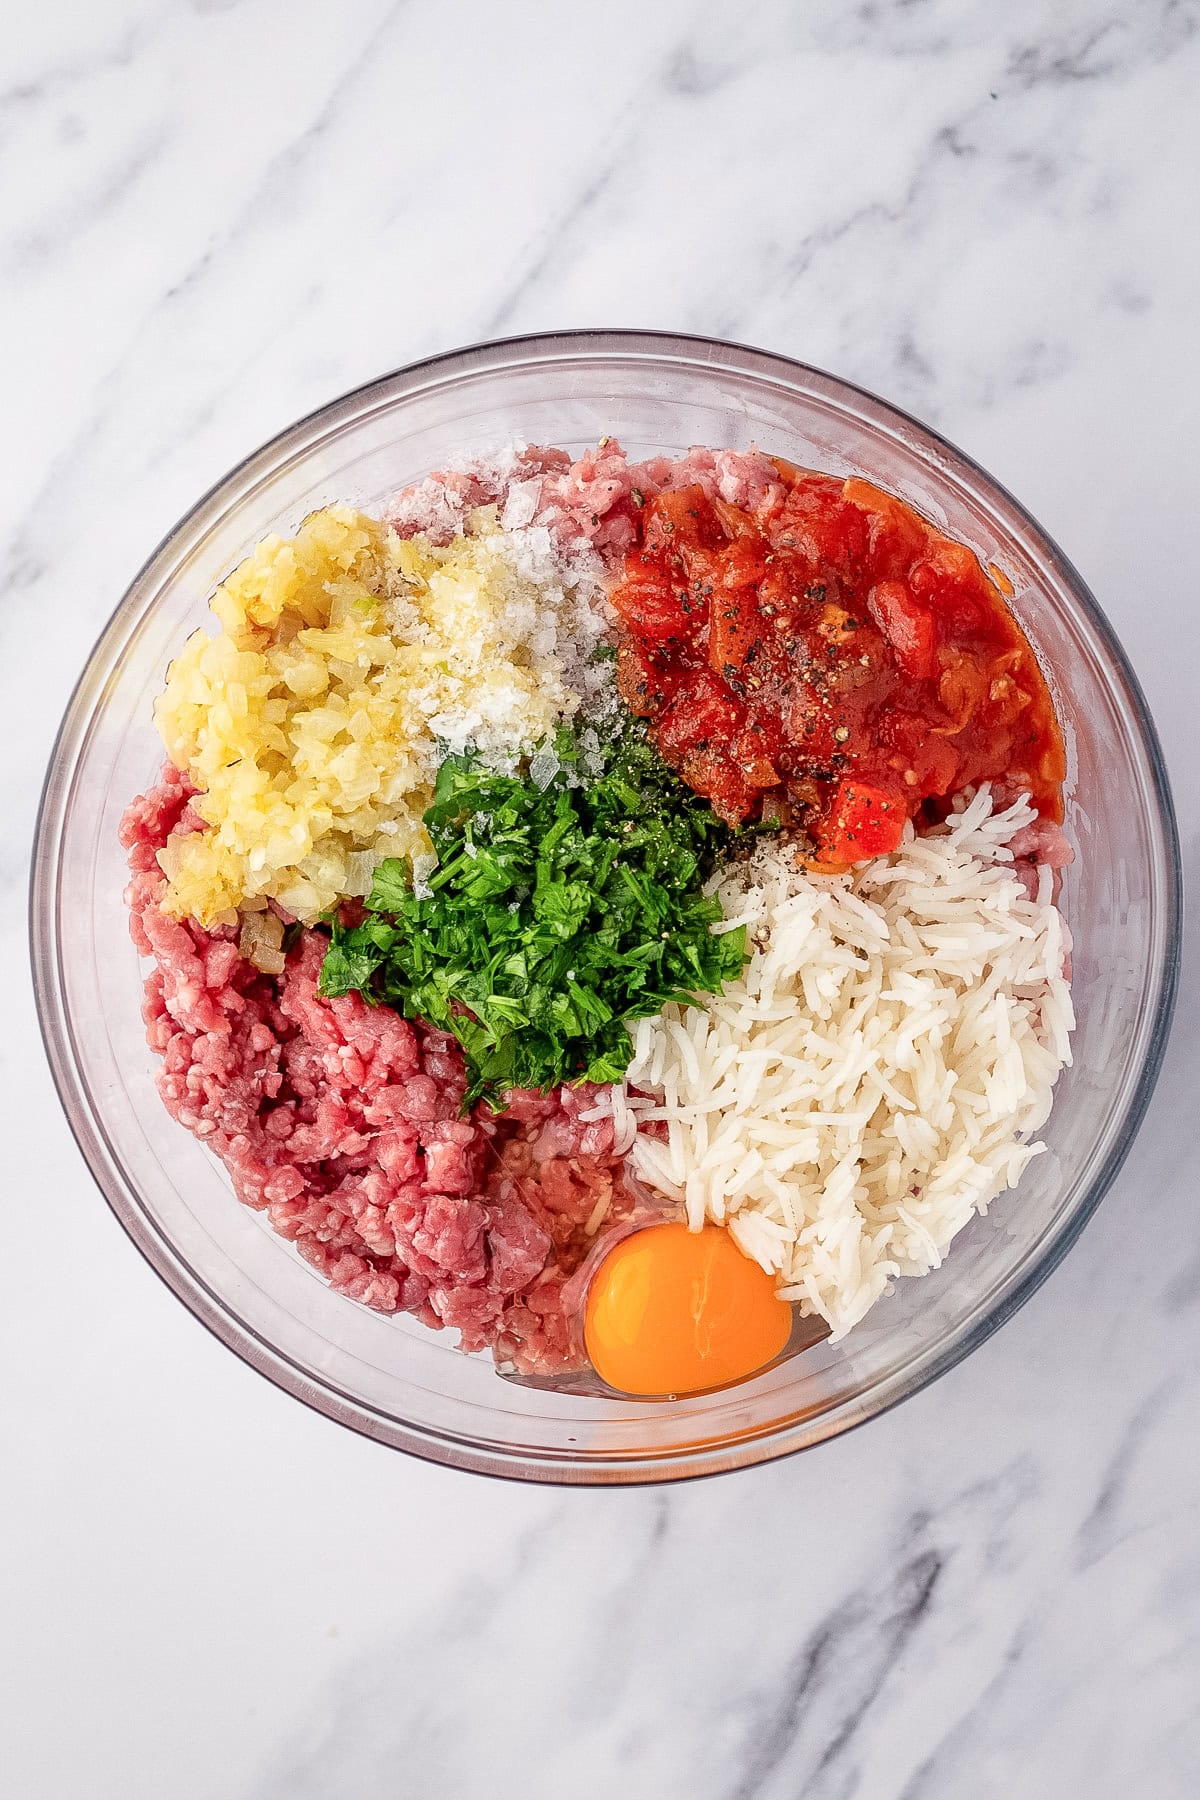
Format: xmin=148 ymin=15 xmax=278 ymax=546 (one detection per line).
xmin=583 ymin=1222 xmax=794 ymax=1397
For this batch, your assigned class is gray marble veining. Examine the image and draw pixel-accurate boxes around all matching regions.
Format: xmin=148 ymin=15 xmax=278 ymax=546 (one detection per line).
xmin=2 ymin=3 xmax=1197 ymax=1796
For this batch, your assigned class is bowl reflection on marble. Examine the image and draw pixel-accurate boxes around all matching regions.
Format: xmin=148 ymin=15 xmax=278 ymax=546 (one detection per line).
xmin=30 ymin=331 xmax=1181 ymax=1484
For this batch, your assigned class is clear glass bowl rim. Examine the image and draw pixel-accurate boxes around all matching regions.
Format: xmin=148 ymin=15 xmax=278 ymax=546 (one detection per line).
xmin=30 ymin=329 xmax=1183 ymax=1485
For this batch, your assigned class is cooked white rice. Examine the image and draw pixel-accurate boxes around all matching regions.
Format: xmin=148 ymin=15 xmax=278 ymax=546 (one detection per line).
xmin=623 ymin=787 xmax=1074 ymax=1337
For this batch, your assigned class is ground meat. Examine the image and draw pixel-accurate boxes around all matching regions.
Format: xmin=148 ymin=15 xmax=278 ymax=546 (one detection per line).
xmin=387 ymin=440 xmax=791 ymax=569
xmin=121 ymin=768 xmax=637 ymax=1374
xmin=1008 ymin=816 xmax=1074 ymax=869
xmin=1007 ymin=815 xmax=1074 ymax=903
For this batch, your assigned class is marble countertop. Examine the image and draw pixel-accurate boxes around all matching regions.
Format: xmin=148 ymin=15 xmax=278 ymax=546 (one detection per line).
xmin=3 ymin=3 xmax=1197 ymax=1795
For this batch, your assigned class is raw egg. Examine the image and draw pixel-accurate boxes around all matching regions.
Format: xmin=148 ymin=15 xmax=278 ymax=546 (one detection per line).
xmin=583 ymin=1222 xmax=793 ymax=1397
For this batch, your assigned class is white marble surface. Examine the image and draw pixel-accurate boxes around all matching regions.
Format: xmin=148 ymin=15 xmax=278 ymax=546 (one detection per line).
xmin=3 ymin=2 xmax=1197 ymax=1795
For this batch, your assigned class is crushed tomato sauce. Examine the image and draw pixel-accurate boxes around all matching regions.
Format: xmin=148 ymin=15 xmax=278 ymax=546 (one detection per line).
xmin=612 ymin=470 xmax=1066 ymax=863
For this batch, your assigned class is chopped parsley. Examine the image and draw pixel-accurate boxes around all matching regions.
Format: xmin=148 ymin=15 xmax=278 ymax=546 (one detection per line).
xmin=317 ymin=726 xmax=749 ymax=1105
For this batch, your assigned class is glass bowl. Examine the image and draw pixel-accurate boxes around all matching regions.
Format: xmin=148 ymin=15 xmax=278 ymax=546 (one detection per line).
xmin=31 ymin=331 xmax=1181 ymax=1484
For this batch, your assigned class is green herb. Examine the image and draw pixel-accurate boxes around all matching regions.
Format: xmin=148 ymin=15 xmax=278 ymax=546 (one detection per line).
xmin=318 ymin=725 xmax=749 ymax=1105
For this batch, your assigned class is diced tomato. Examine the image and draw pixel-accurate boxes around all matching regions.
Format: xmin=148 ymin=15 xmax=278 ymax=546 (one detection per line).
xmin=755 ymin=561 xmax=801 ymax=621
xmin=616 ymin=639 xmax=662 ymax=716
xmin=878 ymin=708 xmax=960 ymax=794
xmin=732 ymin=725 xmax=778 ymax=766
xmin=779 ymin=471 xmax=843 ymax=504
xmin=773 ymin=478 xmax=870 ymax=577
xmin=610 ymin=572 xmax=690 ymax=641
xmin=708 ymin=575 xmax=762 ymax=677
xmin=712 ymin=496 xmax=764 ymax=542
xmin=935 ymin=652 xmax=988 ymax=733
xmin=919 ymin=737 xmax=961 ymax=796
xmin=688 ymin=533 xmax=761 ymax=598
xmin=680 ymin=748 xmax=753 ymax=824
xmin=731 ymin=726 xmax=780 ymax=790
xmin=910 ymin=549 xmax=987 ymax=635
xmin=641 ymin=485 xmax=719 ymax=558
xmin=922 ymin=539 xmax=980 ymax=586
xmin=609 ymin=467 xmax=1065 ymax=843
xmin=741 ymin=757 xmax=781 ymax=789
xmin=815 ymin=601 xmax=859 ymax=645
xmin=786 ymin=681 xmax=839 ymax=763
xmin=843 ymin=478 xmax=930 ymax=582
xmin=656 ymin=670 xmax=743 ymax=759
xmin=821 ymin=780 xmax=907 ymax=862
xmin=879 ymin=708 xmax=933 ymax=759
xmin=868 ymin=581 xmax=937 ymax=681
xmin=980 ymin=666 xmax=1032 ymax=727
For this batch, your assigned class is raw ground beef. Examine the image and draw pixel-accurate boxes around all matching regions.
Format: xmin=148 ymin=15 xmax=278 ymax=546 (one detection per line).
xmin=121 ymin=767 xmax=638 ymax=1375
xmin=999 ymin=809 xmax=1074 ymax=904
xmin=1008 ymin=814 xmax=1074 ymax=874
xmin=388 ymin=439 xmax=790 ymax=566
